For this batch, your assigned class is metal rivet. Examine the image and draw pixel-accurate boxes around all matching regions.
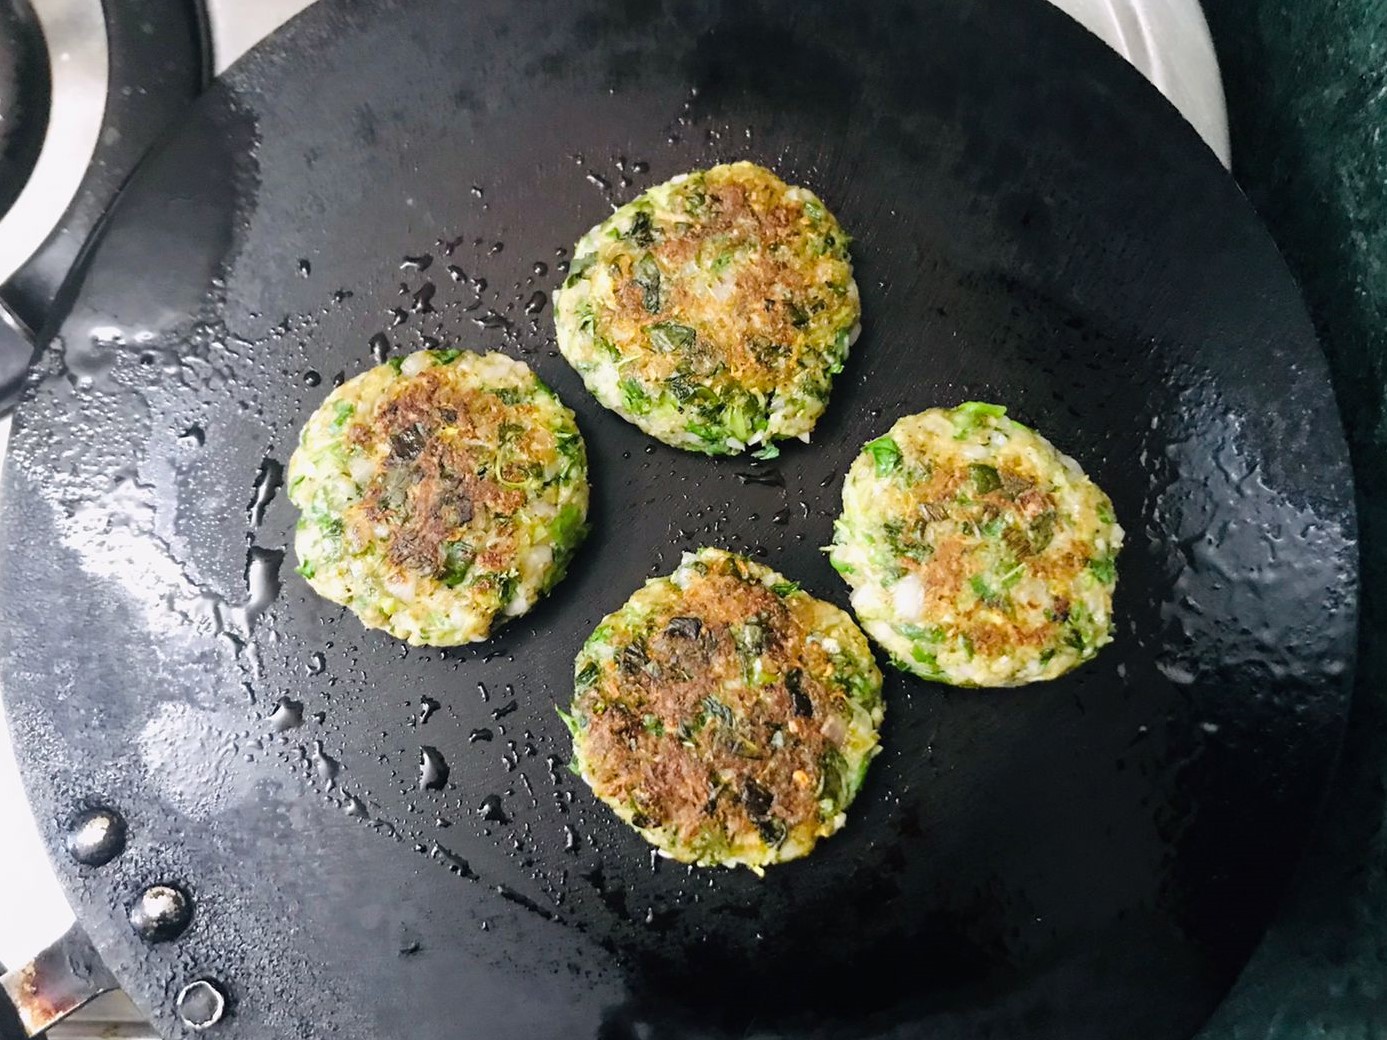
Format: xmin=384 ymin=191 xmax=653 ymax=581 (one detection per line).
xmin=66 ymin=807 xmax=127 ymax=866
xmin=175 ymin=979 xmax=226 ymax=1030
xmin=130 ymin=884 xmax=192 ymax=943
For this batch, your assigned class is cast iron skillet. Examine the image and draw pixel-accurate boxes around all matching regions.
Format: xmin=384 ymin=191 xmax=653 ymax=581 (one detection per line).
xmin=0 ymin=0 xmax=1359 ymax=1037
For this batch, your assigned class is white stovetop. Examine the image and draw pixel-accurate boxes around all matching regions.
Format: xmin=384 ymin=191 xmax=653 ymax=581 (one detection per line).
xmin=0 ymin=0 xmax=1227 ymax=1030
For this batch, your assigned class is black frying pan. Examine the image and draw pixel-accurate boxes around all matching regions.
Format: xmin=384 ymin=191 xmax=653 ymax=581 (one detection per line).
xmin=0 ymin=1 xmax=1358 ymax=1038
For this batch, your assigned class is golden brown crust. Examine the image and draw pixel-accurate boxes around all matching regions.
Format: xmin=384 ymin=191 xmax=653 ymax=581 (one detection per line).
xmin=346 ymin=367 xmax=533 ymax=578
xmin=578 ymin=572 xmax=839 ymax=848
xmin=603 ymin=173 xmax=824 ymax=391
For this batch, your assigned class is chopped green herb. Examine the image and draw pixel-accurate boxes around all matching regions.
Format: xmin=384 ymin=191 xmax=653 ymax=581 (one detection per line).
xmin=1029 ymin=510 xmax=1056 ymax=552
xmin=969 ymin=574 xmax=1002 ymax=606
xmin=896 ymin=622 xmax=945 ymax=642
xmin=646 ymin=321 xmax=696 ymax=354
xmin=685 ymin=421 xmax=725 ymax=448
xmin=295 ymin=559 xmax=316 ymax=579
xmin=1087 ymin=554 xmax=1117 ymax=584
xmin=439 ymin=541 xmax=474 ymax=587
xmin=910 ymin=646 xmax=942 ymax=674
xmin=620 ymin=377 xmax=653 ymax=415
xmin=489 ymin=386 xmax=523 ymax=405
xmin=575 ymin=660 xmax=601 ymax=691
xmin=641 ymin=714 xmax=665 ymax=736
xmin=550 ymin=503 xmax=587 ymax=549
xmin=864 ymin=435 xmax=902 ymax=476
xmin=1097 ymin=500 xmax=1117 ymax=525
xmin=969 ymin=463 xmax=1002 ymax=494
xmin=387 ymin=356 xmax=405 ymax=374
xmin=562 ymin=254 xmax=596 ymax=288
xmin=770 ymin=580 xmax=800 ymax=597
xmin=633 ymin=253 xmax=661 ymax=313
xmin=556 ymin=705 xmax=581 ymax=738
xmin=626 ymin=209 xmax=656 ymax=246
xmin=818 ymin=746 xmax=849 ymax=811
xmin=432 ymin=349 xmax=463 ymax=364
xmin=331 ymin=401 xmax=355 ymax=428
xmin=722 ymin=394 xmax=759 ymax=443
xmin=752 ymin=442 xmax=781 ymax=461
xmin=952 ymin=400 xmax=1006 ymax=438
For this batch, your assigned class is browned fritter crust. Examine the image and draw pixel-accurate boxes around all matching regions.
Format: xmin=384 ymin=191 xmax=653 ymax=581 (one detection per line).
xmin=568 ymin=550 xmax=883 ymax=870
xmin=344 ymin=366 xmax=537 ymax=579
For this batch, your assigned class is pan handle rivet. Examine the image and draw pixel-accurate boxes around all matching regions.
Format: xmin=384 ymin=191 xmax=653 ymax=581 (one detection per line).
xmin=175 ymin=979 xmax=226 ymax=1030
xmin=66 ymin=807 xmax=128 ymax=866
xmin=130 ymin=883 xmax=193 ymax=942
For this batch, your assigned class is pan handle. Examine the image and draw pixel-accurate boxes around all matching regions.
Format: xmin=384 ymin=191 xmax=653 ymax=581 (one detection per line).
xmin=0 ymin=295 xmax=35 ymax=417
xmin=0 ymin=923 xmax=119 ymax=1038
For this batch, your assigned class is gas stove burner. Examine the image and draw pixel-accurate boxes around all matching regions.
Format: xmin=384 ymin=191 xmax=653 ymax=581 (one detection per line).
xmin=0 ymin=0 xmax=208 ymax=414
xmin=0 ymin=1 xmax=50 ymax=221
xmin=0 ymin=0 xmax=107 ymax=287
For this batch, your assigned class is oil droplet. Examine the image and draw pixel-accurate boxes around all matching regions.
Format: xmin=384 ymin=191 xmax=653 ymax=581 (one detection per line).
xmin=179 ymin=425 xmax=206 ymax=447
xmin=564 ymin=825 xmax=578 ymax=852
xmin=491 ymin=699 xmax=518 ymax=720
xmin=632 ymin=160 xmax=649 ymax=173
xmin=431 ymin=842 xmax=477 ymax=878
xmin=243 ymin=546 xmax=284 ymax=626
xmin=477 ymin=794 xmax=508 ymax=822
xmin=411 ymin=282 xmax=436 ymax=314
xmin=344 ymin=794 xmax=369 ymax=817
xmin=307 ymin=651 xmax=326 ymax=675
xmin=297 ymin=259 xmax=311 ymax=278
xmin=771 ymin=507 xmax=790 ymax=525
xmin=586 ymin=171 xmax=611 ymax=191
xmin=269 ymin=697 xmax=303 ymax=733
xmin=401 ymin=254 xmax=433 ymax=272
xmin=532 ymin=261 xmax=548 ymax=277
xmin=389 ymin=308 xmax=408 ymax=327
xmin=447 ymin=264 xmax=465 ymax=282
xmin=420 ymin=746 xmax=450 ymax=790
xmin=369 ymin=333 xmax=391 ymax=363
xmin=488 ymin=242 xmax=504 ymax=255
xmin=419 ymin=695 xmax=439 ymax=724
xmin=311 ymin=740 xmax=340 ymax=786
xmin=468 ymin=727 xmax=493 ymax=743
xmin=332 ymin=289 xmax=353 ymax=303
xmin=302 ymin=369 xmax=321 ymax=387
xmin=524 ymin=291 xmax=548 ymax=315
xmin=247 ymin=455 xmax=283 ymax=527
xmin=470 ymin=185 xmax=484 ymax=198
xmin=736 ymin=467 xmax=785 ymax=487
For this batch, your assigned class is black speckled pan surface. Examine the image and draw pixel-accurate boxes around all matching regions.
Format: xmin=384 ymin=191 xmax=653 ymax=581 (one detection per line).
xmin=0 ymin=1 xmax=1359 ymax=1037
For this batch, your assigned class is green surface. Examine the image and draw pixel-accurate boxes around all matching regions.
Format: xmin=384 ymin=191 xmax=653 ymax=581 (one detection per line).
xmin=1197 ymin=2 xmax=1387 ymax=1036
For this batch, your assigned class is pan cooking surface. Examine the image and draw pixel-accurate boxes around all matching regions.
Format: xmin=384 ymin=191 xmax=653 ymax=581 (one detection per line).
xmin=0 ymin=1 xmax=1357 ymax=1037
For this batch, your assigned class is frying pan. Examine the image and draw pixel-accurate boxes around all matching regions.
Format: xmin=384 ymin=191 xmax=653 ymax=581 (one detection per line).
xmin=0 ymin=0 xmax=1359 ymax=1037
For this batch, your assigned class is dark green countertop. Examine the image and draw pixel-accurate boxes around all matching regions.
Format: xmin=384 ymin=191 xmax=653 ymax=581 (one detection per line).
xmin=1198 ymin=2 xmax=1387 ymax=1035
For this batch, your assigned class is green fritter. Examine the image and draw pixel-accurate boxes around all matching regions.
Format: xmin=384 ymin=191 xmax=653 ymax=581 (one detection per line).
xmin=829 ymin=403 xmax=1123 ymax=686
xmin=553 ymin=161 xmax=860 ymax=457
xmin=563 ymin=548 xmax=883 ymax=875
xmin=287 ymin=349 xmax=589 ymax=646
